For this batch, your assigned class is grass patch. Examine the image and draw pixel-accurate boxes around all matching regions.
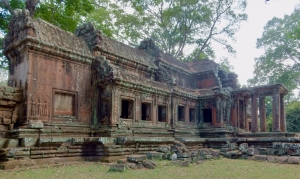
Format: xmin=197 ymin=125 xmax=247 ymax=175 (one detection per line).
xmin=1 ymin=158 xmax=300 ymax=179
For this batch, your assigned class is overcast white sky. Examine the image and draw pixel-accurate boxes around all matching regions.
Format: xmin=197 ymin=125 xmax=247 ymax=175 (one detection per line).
xmin=214 ymin=0 xmax=300 ymax=86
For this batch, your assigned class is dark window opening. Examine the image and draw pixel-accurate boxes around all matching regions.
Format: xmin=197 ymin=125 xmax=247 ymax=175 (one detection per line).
xmin=189 ymin=108 xmax=195 ymax=122
xmin=178 ymin=106 xmax=185 ymax=121
xmin=121 ymin=100 xmax=134 ymax=119
xmin=203 ymin=108 xmax=212 ymax=123
xmin=158 ymin=105 xmax=167 ymax=122
xmin=141 ymin=103 xmax=151 ymax=121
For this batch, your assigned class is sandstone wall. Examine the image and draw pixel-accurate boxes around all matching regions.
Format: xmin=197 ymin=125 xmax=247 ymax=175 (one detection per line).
xmin=0 ymin=86 xmax=22 ymax=136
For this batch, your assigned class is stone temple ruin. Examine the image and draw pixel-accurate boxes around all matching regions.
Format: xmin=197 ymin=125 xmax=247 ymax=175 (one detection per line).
xmin=0 ymin=10 xmax=299 ymax=169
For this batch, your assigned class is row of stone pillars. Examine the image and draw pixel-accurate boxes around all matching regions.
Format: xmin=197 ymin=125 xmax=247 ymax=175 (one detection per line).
xmin=251 ymin=91 xmax=286 ymax=132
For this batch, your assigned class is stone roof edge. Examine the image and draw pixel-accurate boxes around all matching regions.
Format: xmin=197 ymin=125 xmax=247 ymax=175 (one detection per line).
xmin=232 ymin=83 xmax=289 ymax=94
xmin=96 ymin=47 xmax=158 ymax=71
xmin=115 ymin=80 xmax=171 ymax=96
xmin=4 ymin=36 xmax=94 ymax=64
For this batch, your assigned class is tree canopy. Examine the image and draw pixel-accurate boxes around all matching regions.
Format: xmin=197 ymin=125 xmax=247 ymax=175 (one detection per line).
xmin=0 ymin=0 xmax=247 ymax=69
xmin=248 ymin=8 xmax=300 ymax=98
xmin=117 ymin=0 xmax=247 ymax=61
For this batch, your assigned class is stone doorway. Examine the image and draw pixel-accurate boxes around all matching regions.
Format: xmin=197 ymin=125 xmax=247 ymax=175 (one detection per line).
xmin=141 ymin=103 xmax=151 ymax=121
xmin=203 ymin=108 xmax=212 ymax=123
xmin=121 ymin=100 xmax=134 ymax=119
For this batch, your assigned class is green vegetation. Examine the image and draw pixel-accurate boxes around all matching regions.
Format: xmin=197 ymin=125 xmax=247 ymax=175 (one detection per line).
xmin=248 ymin=7 xmax=300 ymax=96
xmin=2 ymin=159 xmax=300 ymax=179
xmin=0 ymin=0 xmax=247 ymax=68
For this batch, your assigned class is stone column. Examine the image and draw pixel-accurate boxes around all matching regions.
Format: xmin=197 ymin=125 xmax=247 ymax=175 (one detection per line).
xmin=251 ymin=93 xmax=258 ymax=132
xmin=135 ymin=94 xmax=141 ymax=122
xmin=272 ymin=90 xmax=281 ymax=132
xmin=280 ymin=94 xmax=286 ymax=132
xmin=198 ymin=102 xmax=203 ymax=126
xmin=240 ymin=100 xmax=245 ymax=130
xmin=216 ymin=97 xmax=222 ymax=124
xmin=259 ymin=96 xmax=266 ymax=132
xmin=185 ymin=103 xmax=189 ymax=123
xmin=152 ymin=95 xmax=157 ymax=125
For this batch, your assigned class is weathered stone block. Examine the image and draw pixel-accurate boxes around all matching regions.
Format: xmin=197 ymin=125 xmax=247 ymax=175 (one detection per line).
xmin=247 ymin=148 xmax=259 ymax=156
xmin=287 ymin=157 xmax=300 ymax=164
xmin=287 ymin=149 xmax=300 ymax=156
xmin=228 ymin=143 xmax=236 ymax=150
xmin=28 ymin=120 xmax=43 ymax=129
xmin=1 ymin=111 xmax=12 ymax=119
xmin=203 ymin=155 xmax=213 ymax=159
xmin=276 ymin=156 xmax=288 ymax=164
xmin=147 ymin=152 xmax=164 ymax=160
xmin=168 ymin=153 xmax=177 ymax=160
xmin=136 ymin=162 xmax=145 ymax=169
xmin=7 ymin=100 xmax=17 ymax=106
xmin=21 ymin=138 xmax=38 ymax=147
xmin=11 ymin=114 xmax=18 ymax=123
xmin=0 ymin=138 xmax=7 ymax=148
xmin=117 ymin=159 xmax=127 ymax=164
xmin=127 ymin=155 xmax=146 ymax=163
xmin=267 ymin=148 xmax=275 ymax=155
xmin=13 ymin=93 xmax=22 ymax=101
xmin=7 ymin=101 xmax=16 ymax=106
xmin=157 ymin=145 xmax=170 ymax=153
xmin=109 ymin=164 xmax=126 ymax=172
xmin=5 ymin=139 xmax=18 ymax=148
xmin=142 ymin=160 xmax=156 ymax=169
xmin=177 ymin=153 xmax=190 ymax=158
xmin=257 ymin=148 xmax=267 ymax=155
xmin=273 ymin=142 xmax=282 ymax=149
xmin=2 ymin=118 xmax=11 ymax=125
xmin=211 ymin=150 xmax=220 ymax=158
xmin=0 ymin=100 xmax=7 ymax=106
xmin=4 ymin=87 xmax=14 ymax=93
xmin=267 ymin=156 xmax=277 ymax=163
xmin=254 ymin=155 xmax=267 ymax=161
xmin=282 ymin=143 xmax=300 ymax=150
xmin=239 ymin=143 xmax=248 ymax=153
xmin=198 ymin=149 xmax=211 ymax=156
xmin=276 ymin=148 xmax=286 ymax=156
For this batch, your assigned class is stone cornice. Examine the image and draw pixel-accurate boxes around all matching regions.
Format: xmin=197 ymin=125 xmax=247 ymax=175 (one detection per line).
xmin=4 ymin=36 xmax=94 ymax=65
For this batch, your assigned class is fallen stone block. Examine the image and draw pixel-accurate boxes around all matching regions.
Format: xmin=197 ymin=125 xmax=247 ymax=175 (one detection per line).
xmin=267 ymin=156 xmax=277 ymax=163
xmin=109 ymin=164 xmax=126 ymax=172
xmin=147 ymin=152 xmax=164 ymax=160
xmin=254 ymin=155 xmax=267 ymax=161
xmin=287 ymin=157 xmax=300 ymax=164
xmin=168 ymin=153 xmax=177 ymax=160
xmin=211 ymin=150 xmax=220 ymax=158
xmin=127 ymin=155 xmax=146 ymax=163
xmin=198 ymin=149 xmax=211 ymax=156
xmin=177 ymin=153 xmax=190 ymax=158
xmin=142 ymin=160 xmax=156 ymax=169
xmin=276 ymin=156 xmax=288 ymax=164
